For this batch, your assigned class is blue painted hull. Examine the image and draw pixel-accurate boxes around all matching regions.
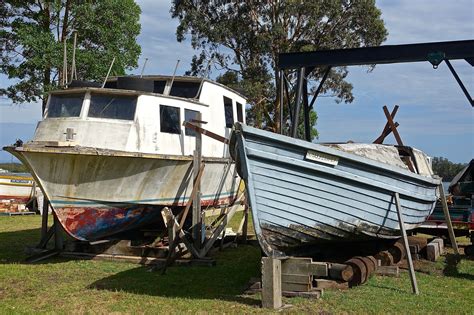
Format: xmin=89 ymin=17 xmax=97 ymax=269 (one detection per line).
xmin=230 ymin=123 xmax=441 ymax=257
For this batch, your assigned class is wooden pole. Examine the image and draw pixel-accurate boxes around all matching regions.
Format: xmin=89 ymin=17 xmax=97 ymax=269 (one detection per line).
xmin=53 ymin=214 xmax=63 ymax=250
xmin=438 ymin=183 xmax=459 ymax=254
xmin=40 ymin=198 xmax=49 ymax=245
xmin=261 ymin=257 xmax=282 ymax=309
xmin=192 ymin=113 xmax=203 ymax=248
xmin=394 ymin=192 xmax=419 ymax=295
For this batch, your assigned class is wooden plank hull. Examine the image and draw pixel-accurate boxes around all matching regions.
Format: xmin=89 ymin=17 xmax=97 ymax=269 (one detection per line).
xmin=230 ymin=123 xmax=441 ymax=257
xmin=6 ymin=146 xmax=239 ymax=241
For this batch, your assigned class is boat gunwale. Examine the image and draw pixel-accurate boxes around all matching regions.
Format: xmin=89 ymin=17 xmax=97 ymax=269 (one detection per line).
xmin=3 ymin=145 xmax=232 ymax=163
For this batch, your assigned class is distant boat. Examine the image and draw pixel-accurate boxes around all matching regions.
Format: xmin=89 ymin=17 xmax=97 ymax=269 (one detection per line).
xmin=0 ymin=173 xmax=38 ymax=213
xmin=230 ymin=123 xmax=441 ymax=257
xmin=5 ymin=75 xmax=246 ymax=240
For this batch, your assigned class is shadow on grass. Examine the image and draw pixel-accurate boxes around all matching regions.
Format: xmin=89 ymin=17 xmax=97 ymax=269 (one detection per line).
xmin=0 ymin=228 xmax=43 ymax=263
xmin=88 ymin=245 xmax=262 ymax=306
xmin=443 ymin=253 xmax=474 ymax=280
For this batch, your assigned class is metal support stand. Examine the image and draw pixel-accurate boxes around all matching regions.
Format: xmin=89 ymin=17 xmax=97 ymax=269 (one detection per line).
xmin=438 ymin=183 xmax=459 ymax=254
xmin=394 ymin=192 xmax=419 ymax=295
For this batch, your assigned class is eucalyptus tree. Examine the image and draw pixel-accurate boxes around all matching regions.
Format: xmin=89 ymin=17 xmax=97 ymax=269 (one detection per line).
xmin=1 ymin=0 xmax=141 ymax=111
xmin=172 ymin=0 xmax=387 ymax=138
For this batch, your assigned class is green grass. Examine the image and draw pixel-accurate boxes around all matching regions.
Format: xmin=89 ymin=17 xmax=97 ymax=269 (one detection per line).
xmin=0 ymin=215 xmax=473 ymax=314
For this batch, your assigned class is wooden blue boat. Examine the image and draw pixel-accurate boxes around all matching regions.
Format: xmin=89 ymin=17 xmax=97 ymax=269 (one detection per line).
xmin=230 ymin=123 xmax=441 ymax=257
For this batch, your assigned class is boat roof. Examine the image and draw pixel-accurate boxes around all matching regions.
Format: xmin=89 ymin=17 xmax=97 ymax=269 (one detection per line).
xmin=107 ymin=74 xmax=247 ymax=100
xmin=49 ymin=87 xmax=210 ymax=107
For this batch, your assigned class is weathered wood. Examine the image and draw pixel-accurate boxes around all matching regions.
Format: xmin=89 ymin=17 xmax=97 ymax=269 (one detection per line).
xmin=183 ymin=121 xmax=229 ymax=144
xmin=345 ymin=257 xmax=367 ymax=286
xmin=438 ymin=184 xmax=459 ymax=254
xmin=389 ymin=241 xmax=406 ymax=264
xmin=432 ymin=237 xmax=444 ymax=255
xmin=60 ymin=251 xmax=216 ymax=267
xmin=314 ymin=279 xmax=349 ymax=290
xmin=281 ymin=274 xmax=311 ymax=284
xmin=375 ymin=265 xmax=400 ymax=277
xmin=262 ymin=257 xmax=282 ymax=309
xmin=394 ymin=192 xmax=419 ymax=295
xmin=407 ymin=236 xmax=428 ymax=251
xmin=40 ymin=198 xmax=49 ymax=241
xmin=192 ymin=137 xmax=202 ymax=248
xmin=374 ymin=105 xmax=399 ymax=144
xmin=282 ymin=290 xmax=322 ymax=299
xmin=53 ymin=215 xmax=63 ymax=250
xmin=375 ymin=250 xmax=394 ymax=266
xmin=199 ymin=201 xmax=241 ymax=257
xmin=427 ymin=243 xmax=440 ymax=261
xmin=281 ymin=282 xmax=310 ymax=292
xmin=328 ymin=263 xmax=354 ymax=282
xmin=409 ymin=244 xmax=420 ymax=254
xmin=161 ymin=208 xmax=201 ymax=258
xmin=281 ymin=260 xmax=328 ymax=277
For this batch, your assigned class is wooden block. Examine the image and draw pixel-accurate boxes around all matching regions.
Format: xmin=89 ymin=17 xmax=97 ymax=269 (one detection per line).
xmin=282 ymin=274 xmax=311 ymax=284
xmin=409 ymin=244 xmax=420 ymax=254
xmin=432 ymin=238 xmax=444 ymax=255
xmin=281 ymin=259 xmax=328 ymax=277
xmin=261 ymin=257 xmax=282 ymax=309
xmin=328 ymin=263 xmax=354 ymax=281
xmin=282 ymin=290 xmax=322 ymax=299
xmin=314 ymin=279 xmax=349 ymax=290
xmin=282 ymin=282 xmax=311 ymax=292
xmin=374 ymin=266 xmax=399 ymax=277
xmin=426 ymin=243 xmax=440 ymax=262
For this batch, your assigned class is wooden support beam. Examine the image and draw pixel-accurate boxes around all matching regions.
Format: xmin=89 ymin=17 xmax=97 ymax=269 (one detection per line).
xmin=382 ymin=105 xmax=404 ymax=146
xmin=40 ymin=198 xmax=49 ymax=243
xmin=261 ymin=257 xmax=282 ymax=309
xmin=394 ymin=192 xmax=419 ymax=295
xmin=192 ymin=115 xmax=203 ymax=248
xmin=161 ymin=207 xmax=201 ymax=258
xmin=438 ymin=183 xmax=459 ymax=254
xmin=374 ymin=105 xmax=399 ymax=144
xmin=199 ymin=201 xmax=241 ymax=257
xmin=183 ymin=121 xmax=229 ymax=144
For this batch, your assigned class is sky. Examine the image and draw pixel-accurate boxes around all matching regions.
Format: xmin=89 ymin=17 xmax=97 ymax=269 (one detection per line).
xmin=0 ymin=0 xmax=473 ymax=163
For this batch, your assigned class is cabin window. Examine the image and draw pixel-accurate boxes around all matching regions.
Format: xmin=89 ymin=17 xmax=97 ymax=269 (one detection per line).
xmin=236 ymin=102 xmax=244 ymax=123
xmin=88 ymin=94 xmax=137 ymax=120
xmin=154 ymin=80 xmax=166 ymax=94
xmin=47 ymin=94 xmax=84 ymax=118
xmin=170 ymin=81 xmax=201 ymax=98
xmin=184 ymin=109 xmax=200 ymax=137
xmin=224 ymin=96 xmax=234 ymax=128
xmin=160 ymin=105 xmax=181 ymax=134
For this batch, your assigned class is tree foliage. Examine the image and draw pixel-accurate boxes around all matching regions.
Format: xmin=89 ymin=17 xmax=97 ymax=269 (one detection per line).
xmin=432 ymin=157 xmax=467 ymax=181
xmin=1 ymin=0 xmax=141 ymax=111
xmin=171 ymin=0 xmax=387 ymax=139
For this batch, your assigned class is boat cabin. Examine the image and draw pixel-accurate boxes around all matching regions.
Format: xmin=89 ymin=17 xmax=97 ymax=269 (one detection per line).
xmin=33 ymin=76 xmax=246 ymax=158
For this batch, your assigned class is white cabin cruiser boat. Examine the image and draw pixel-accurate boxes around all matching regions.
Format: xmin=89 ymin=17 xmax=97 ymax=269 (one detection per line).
xmin=5 ymin=75 xmax=246 ymax=241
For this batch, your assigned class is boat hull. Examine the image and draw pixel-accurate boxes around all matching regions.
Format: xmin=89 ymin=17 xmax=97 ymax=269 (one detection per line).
xmin=230 ymin=123 xmax=441 ymax=257
xmin=6 ymin=146 xmax=239 ymax=241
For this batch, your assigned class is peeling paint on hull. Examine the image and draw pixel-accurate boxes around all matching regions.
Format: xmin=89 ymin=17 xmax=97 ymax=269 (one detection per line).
xmin=6 ymin=146 xmax=240 ymax=241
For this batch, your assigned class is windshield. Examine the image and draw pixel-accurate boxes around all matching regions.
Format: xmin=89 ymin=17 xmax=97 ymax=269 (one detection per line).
xmin=47 ymin=94 xmax=84 ymax=118
xmin=88 ymin=94 xmax=137 ymax=120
